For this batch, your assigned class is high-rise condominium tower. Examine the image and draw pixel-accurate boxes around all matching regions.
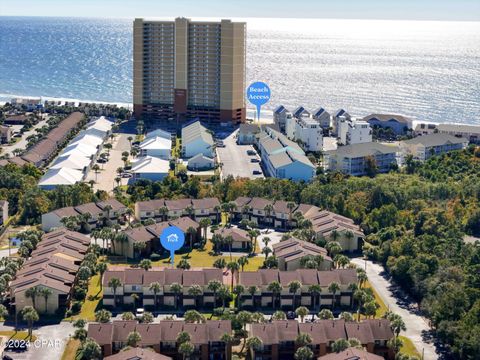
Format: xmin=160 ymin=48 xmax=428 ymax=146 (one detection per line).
xmin=133 ymin=17 xmax=246 ymax=124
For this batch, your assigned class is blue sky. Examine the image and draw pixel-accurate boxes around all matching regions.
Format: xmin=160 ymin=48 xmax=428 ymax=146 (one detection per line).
xmin=1 ymin=0 xmax=479 ymax=21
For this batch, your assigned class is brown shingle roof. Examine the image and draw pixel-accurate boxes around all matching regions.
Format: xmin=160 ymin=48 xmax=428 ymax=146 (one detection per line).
xmin=318 ymin=347 xmax=384 ymax=360
xmin=136 ymin=199 xmax=166 ymax=212
xmin=87 ymin=322 xmax=114 ymax=345
xmin=365 ymin=319 xmax=394 ymax=341
xmin=105 ymin=347 xmax=172 ymax=360
xmin=298 ymin=322 xmax=328 ymax=344
xmin=345 ymin=321 xmax=374 ymax=344
xmin=318 ymin=319 xmax=346 ymax=342
xmin=165 ymin=198 xmax=192 ymax=211
xmin=233 ymin=197 xmax=252 ymax=209
xmin=97 ymin=198 xmax=127 ymax=212
xmin=214 ymin=227 xmax=249 ymax=243
xmin=191 ymin=197 xmax=220 ymax=210
xmin=249 ymin=197 xmax=273 ymax=211
xmin=74 ymin=202 xmax=103 ymax=216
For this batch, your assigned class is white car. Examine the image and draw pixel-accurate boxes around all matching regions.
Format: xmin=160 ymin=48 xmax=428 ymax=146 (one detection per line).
xmin=135 ymin=308 xmax=145 ymax=319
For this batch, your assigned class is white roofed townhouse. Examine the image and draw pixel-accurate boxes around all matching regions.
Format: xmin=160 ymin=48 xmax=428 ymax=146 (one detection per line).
xmin=325 ymin=142 xmax=399 ymax=176
xmin=145 ymin=128 xmax=172 ymax=140
xmin=131 ymin=156 xmax=169 ymax=182
xmin=139 ymin=136 xmax=172 ymax=159
xmin=400 ymin=133 xmax=468 ymax=161
xmin=187 ymin=153 xmax=215 ymax=171
xmin=38 ymin=168 xmax=84 ymax=189
xmin=436 ymin=123 xmax=480 ymax=144
xmin=50 ymin=153 xmax=92 ymax=172
xmin=237 ymin=123 xmax=260 ymax=145
xmin=181 ymin=121 xmax=214 ymax=158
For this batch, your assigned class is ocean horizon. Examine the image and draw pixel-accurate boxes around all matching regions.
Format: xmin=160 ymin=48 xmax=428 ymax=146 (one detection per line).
xmin=1 ymin=16 xmax=479 ymax=124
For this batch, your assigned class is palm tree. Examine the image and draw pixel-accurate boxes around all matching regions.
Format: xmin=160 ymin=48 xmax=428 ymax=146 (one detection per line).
xmin=159 ymin=206 xmax=169 ymax=221
xmin=149 ymin=282 xmax=162 ymax=309
xmin=177 ymin=331 xmax=191 ymax=345
xmin=207 ymin=280 xmax=222 ymax=308
xmin=40 ymin=287 xmax=52 ymax=314
xmin=127 ymin=330 xmax=141 ymax=347
xmin=96 ymin=261 xmax=108 ymax=289
xmin=108 ymin=277 xmax=122 ymax=307
xmin=287 ymin=201 xmax=296 ymax=229
xmin=389 ymin=314 xmax=406 ymax=338
xmin=295 ymin=306 xmax=309 ymax=323
xmin=348 ymin=283 xmax=358 ymax=309
xmin=263 ymin=204 xmax=274 ymax=225
xmin=179 ymin=342 xmax=194 ymax=360
xmin=22 ymin=306 xmax=38 ymax=340
xmin=357 ymin=269 xmax=368 ymax=288
xmin=220 ymin=333 xmax=233 ymax=360
xmin=345 ymin=230 xmax=355 ymax=248
xmin=237 ymin=256 xmax=249 ymax=272
xmin=131 ymin=293 xmax=139 ymax=310
xmin=288 ymin=280 xmax=302 ymax=310
xmin=199 ymin=218 xmax=211 ymax=243
xmin=296 ymin=333 xmax=312 ymax=347
xmin=227 ymin=261 xmax=239 ymax=289
xmin=295 ymin=346 xmax=314 ymax=360
xmin=139 ymin=259 xmax=152 ymax=271
xmin=233 ymin=284 xmax=245 ymax=308
xmin=77 ymin=338 xmax=102 ymax=360
xmin=246 ymin=336 xmax=262 ymax=360
xmin=125 ymin=208 xmax=134 ymax=225
xmin=267 ymin=281 xmax=282 ymax=310
xmin=92 ymin=164 xmax=100 ymax=182
xmin=308 ymin=284 xmax=321 ymax=312
xmin=186 ymin=226 xmax=197 ymax=249
xmin=248 ymin=285 xmax=258 ymax=308
xmin=224 ymin=235 xmax=234 ymax=260
xmin=25 ymin=286 xmax=40 ymax=310
xmin=170 ymin=282 xmax=183 ymax=310
xmin=214 ymin=205 xmax=221 ymax=224
xmin=115 ymin=232 xmax=128 ymax=258
xmin=188 ymin=285 xmax=203 ymax=308
xmin=218 ymin=285 xmax=231 ymax=310
xmin=318 ymin=309 xmax=334 ymax=320
xmin=127 ymin=136 xmax=133 ymax=146
xmin=328 ymin=282 xmax=340 ymax=310
xmin=340 ymin=311 xmax=354 ymax=321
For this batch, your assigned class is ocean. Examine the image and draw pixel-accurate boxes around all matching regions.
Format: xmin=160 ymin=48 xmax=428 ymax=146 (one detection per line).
xmin=1 ymin=16 xmax=479 ymax=124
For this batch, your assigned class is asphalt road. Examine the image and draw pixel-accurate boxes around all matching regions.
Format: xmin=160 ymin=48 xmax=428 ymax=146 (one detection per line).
xmin=2 ymin=118 xmax=48 ymax=157
xmin=351 ymin=258 xmax=439 ymax=360
xmin=216 ymin=130 xmax=264 ymax=180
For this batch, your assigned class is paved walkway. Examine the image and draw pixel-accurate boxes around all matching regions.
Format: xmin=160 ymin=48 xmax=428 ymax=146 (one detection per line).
xmin=351 ymin=258 xmax=439 ymax=360
xmin=2 ymin=118 xmax=48 ymax=157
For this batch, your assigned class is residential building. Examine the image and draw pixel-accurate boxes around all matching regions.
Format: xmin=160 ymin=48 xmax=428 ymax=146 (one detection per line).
xmin=324 ymin=143 xmax=399 ymax=176
xmin=414 ymin=122 xmax=437 ymax=137
xmin=0 ymin=200 xmax=8 ymax=225
xmin=237 ymin=123 xmax=260 ymax=145
xmin=249 ymin=320 xmax=394 ymax=360
xmin=238 ymin=269 xmax=358 ymax=309
xmin=4 ymin=114 xmax=28 ymax=125
xmin=102 ymin=268 xmax=222 ymax=308
xmin=111 ymin=218 xmax=200 ymax=259
xmin=258 ymin=129 xmax=315 ymax=182
xmin=139 ymin=136 xmax=172 ymax=159
xmin=187 ymin=153 xmax=215 ymax=171
xmin=363 ymin=114 xmax=412 ymax=136
xmin=312 ymin=107 xmax=331 ymax=130
xmin=213 ymin=227 xmax=251 ymax=251
xmin=38 ymin=168 xmax=84 ymax=189
xmin=0 ymin=125 xmax=12 ymax=144
xmin=294 ymin=117 xmax=323 ymax=152
xmin=273 ymin=105 xmax=292 ymax=133
xmin=293 ymin=106 xmax=310 ymax=120
xmin=131 ymin=156 xmax=170 ymax=182
xmin=11 ymin=97 xmax=41 ymax=111
xmin=436 ymin=123 xmax=480 ymax=144
xmin=22 ymin=112 xmax=86 ymax=167
xmin=88 ymin=320 xmax=232 ymax=360
xmin=133 ymin=17 xmax=246 ymax=124
xmin=41 ymin=198 xmax=127 ymax=231
xmin=181 ymin=121 xmax=214 ymax=158
xmin=145 ymin=129 xmax=172 ymax=141
xmin=105 ymin=348 xmax=172 ymax=360
xmin=400 ymin=133 xmax=468 ymax=161
xmin=273 ymin=237 xmax=332 ymax=271
xmin=10 ymin=229 xmax=90 ymax=314
xmin=332 ymin=109 xmax=351 ymax=136
xmin=337 ymin=119 xmax=372 ymax=145
xmin=318 ymin=347 xmax=385 ymax=360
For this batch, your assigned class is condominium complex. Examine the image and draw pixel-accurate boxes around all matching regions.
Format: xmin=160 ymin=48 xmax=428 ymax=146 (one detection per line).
xmin=133 ymin=17 xmax=246 ymax=124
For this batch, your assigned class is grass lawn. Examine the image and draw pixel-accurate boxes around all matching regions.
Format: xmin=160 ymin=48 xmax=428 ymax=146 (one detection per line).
xmin=399 ymin=335 xmax=421 ymax=358
xmin=364 ymin=280 xmax=389 ymax=318
xmin=0 ymin=330 xmax=37 ymax=341
xmin=61 ymin=338 xmax=80 ymax=360
xmin=65 ymin=274 xmax=103 ymax=321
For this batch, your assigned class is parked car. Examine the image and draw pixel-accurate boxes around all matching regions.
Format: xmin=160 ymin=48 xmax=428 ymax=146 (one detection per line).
xmin=286 ymin=311 xmax=296 ymax=320
xmin=97 ymin=158 xmax=107 ymax=163
xmin=250 ymin=158 xmax=259 ymax=163
xmin=122 ymin=173 xmax=133 ymax=178
xmin=135 ymin=308 xmax=144 ymax=319
xmin=247 ymin=150 xmax=256 ymax=156
xmin=253 ymin=170 xmax=262 ymax=175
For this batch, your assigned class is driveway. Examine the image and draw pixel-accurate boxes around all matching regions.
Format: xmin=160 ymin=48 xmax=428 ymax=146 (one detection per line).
xmin=2 ymin=118 xmax=48 ymax=157
xmin=351 ymin=258 xmax=439 ymax=360
xmin=0 ymin=247 xmax=18 ymax=258
xmin=216 ymin=130 xmax=264 ymax=180
xmin=84 ymin=133 xmax=131 ymax=193
xmin=0 ymin=322 xmax=74 ymax=360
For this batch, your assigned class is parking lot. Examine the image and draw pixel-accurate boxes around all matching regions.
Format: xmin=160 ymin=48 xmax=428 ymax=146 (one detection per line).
xmin=216 ymin=129 xmax=264 ymax=180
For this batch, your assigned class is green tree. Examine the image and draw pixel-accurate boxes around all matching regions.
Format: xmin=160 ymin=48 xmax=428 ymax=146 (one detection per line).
xmin=294 ymin=346 xmax=314 ymax=360
xmin=126 ymin=330 xmax=141 ymax=347
xmin=22 ymin=306 xmax=39 ymax=339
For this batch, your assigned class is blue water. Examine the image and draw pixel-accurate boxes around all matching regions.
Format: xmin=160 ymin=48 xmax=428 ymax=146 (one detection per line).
xmin=1 ymin=16 xmax=480 ymax=124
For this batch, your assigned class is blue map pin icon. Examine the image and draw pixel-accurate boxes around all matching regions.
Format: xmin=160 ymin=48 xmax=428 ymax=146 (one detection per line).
xmin=246 ymin=82 xmax=271 ymax=121
xmin=160 ymin=226 xmax=185 ymax=265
